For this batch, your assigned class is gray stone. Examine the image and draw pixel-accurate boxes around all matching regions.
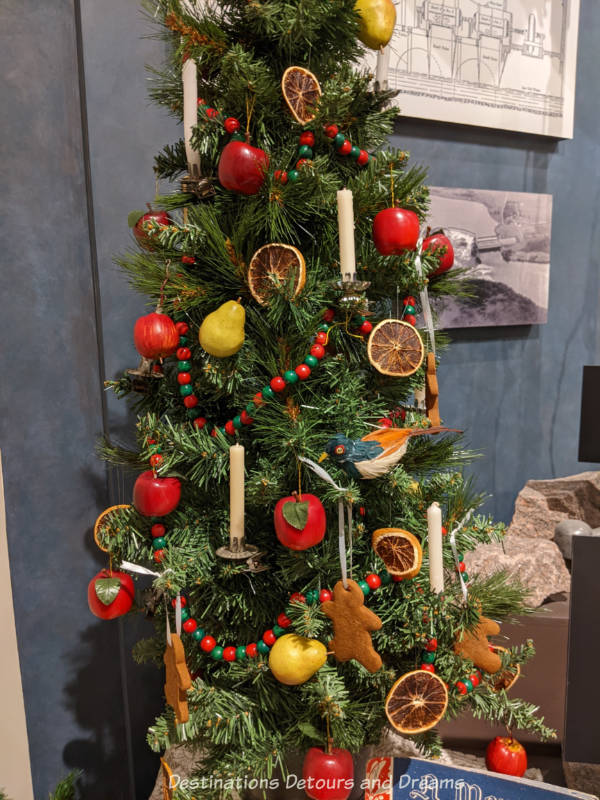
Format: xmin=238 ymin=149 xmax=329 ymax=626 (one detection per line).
xmin=563 ymin=761 xmax=600 ymax=798
xmin=508 ymin=472 xmax=600 ymax=540
xmin=554 ymin=519 xmax=594 ymax=560
xmin=464 ymin=534 xmax=571 ymax=607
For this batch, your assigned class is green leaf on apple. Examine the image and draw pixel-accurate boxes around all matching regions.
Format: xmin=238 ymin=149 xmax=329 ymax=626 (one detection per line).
xmin=282 ymin=500 xmax=309 ymax=530
xmin=297 ymin=721 xmax=322 ymax=741
xmin=95 ymin=577 xmax=121 ymax=606
xmin=127 ymin=210 xmax=145 ymax=228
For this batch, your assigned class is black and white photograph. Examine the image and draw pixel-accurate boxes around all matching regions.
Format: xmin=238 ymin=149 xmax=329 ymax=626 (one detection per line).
xmin=428 ymin=186 xmax=552 ymax=328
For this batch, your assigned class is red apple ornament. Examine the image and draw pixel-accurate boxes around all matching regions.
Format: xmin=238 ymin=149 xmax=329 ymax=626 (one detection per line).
xmin=133 ymin=470 xmax=181 ymax=517
xmin=422 ymin=230 xmax=455 ymax=276
xmin=128 ymin=206 xmax=171 ymax=250
xmin=88 ymin=569 xmax=135 ymax=620
xmin=302 ymin=747 xmax=354 ymax=800
xmin=274 ymin=492 xmax=326 ymax=551
xmin=485 ymin=736 xmax=527 ymax=777
xmin=133 ymin=311 xmax=179 ymax=360
xmin=218 ymin=140 xmax=269 ymax=195
xmin=372 ymin=208 xmax=420 ymax=256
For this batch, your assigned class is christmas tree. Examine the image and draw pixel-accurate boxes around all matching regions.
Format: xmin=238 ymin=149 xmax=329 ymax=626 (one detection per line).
xmin=90 ymin=0 xmax=555 ymax=794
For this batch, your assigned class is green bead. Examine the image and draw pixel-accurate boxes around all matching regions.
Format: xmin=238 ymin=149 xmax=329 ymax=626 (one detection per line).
xmin=246 ymin=402 xmax=255 ymax=415
xmin=298 ymin=145 xmax=313 ymax=158
xmin=464 ymin=678 xmax=474 ymax=692
xmin=284 ymin=370 xmax=299 ymax=384
xmin=457 ymin=552 xmax=464 ymax=562
xmin=236 ymin=645 xmax=247 ymax=660
xmin=210 ymin=646 xmax=224 ymax=660
xmin=187 ymin=408 xmax=200 ymax=420
xmin=152 ymin=537 xmax=166 ymax=550
xmin=317 ymin=323 xmax=330 ymax=332
xmin=192 ymin=628 xmax=205 ymax=641
xmin=273 ymin=624 xmax=285 ymax=637
xmin=405 ymin=304 xmax=416 ymax=315
xmin=230 ymin=132 xmax=245 ymax=142
xmin=288 ymin=170 xmax=300 ymax=182
xmin=350 ymin=145 xmax=360 ymax=160
xmin=233 ymin=415 xmax=242 ymax=429
xmin=179 ymin=384 xmax=193 ymax=397
xmin=334 ymin=132 xmax=346 ymax=147
xmin=462 ymin=572 xmax=469 ymax=582
xmin=257 ymin=640 xmax=270 ymax=654
xmin=219 ymin=426 xmax=226 ymax=435
xmin=180 ymin=608 xmax=190 ymax=621
xmin=262 ymin=385 xmax=275 ymax=400
xmin=422 ymin=650 xmax=436 ymax=664
xmin=380 ymin=571 xmax=392 ymax=585
xmin=177 ymin=360 xmax=191 ymax=371
xmin=305 ymin=589 xmax=318 ymax=604
xmin=304 ymin=354 xmax=318 ymax=368
xmin=179 ymin=335 xmax=189 ymax=346
xmin=358 ymin=580 xmax=370 ymax=595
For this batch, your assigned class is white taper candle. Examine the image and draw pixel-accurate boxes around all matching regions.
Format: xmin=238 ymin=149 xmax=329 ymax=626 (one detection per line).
xmin=182 ymin=58 xmax=201 ymax=173
xmin=229 ymin=443 xmax=245 ymax=548
xmin=427 ymin=501 xmax=444 ymax=594
xmin=336 ymin=188 xmax=357 ymax=280
xmin=375 ymin=45 xmax=391 ymax=91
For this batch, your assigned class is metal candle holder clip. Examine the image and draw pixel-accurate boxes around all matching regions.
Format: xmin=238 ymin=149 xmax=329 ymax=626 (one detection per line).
xmin=180 ymin=163 xmax=215 ymax=199
xmin=333 ymin=274 xmax=371 ymax=312
xmin=216 ymin=537 xmax=268 ymax=574
xmin=126 ymin=357 xmax=164 ymax=393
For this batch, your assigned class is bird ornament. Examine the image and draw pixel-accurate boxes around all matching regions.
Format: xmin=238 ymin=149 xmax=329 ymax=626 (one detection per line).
xmin=319 ymin=426 xmax=460 ymax=479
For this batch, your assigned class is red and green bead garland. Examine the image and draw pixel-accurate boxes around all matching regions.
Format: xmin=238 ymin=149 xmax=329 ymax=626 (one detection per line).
xmin=274 ymin=127 xmax=372 ymax=186
xmin=455 ymin=551 xmax=469 ymax=584
xmin=401 ymin=295 xmax=418 ymax=327
xmin=418 ymin=636 xmax=482 ymax=695
xmin=174 ymin=570 xmax=391 ymax=663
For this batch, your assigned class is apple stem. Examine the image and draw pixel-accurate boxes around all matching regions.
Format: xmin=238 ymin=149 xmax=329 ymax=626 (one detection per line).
xmin=236 ymin=297 xmax=242 ymax=304
xmin=506 ymin=725 xmax=513 ymax=743
xmin=291 ymin=491 xmax=301 ymax=502
xmin=245 ymin=130 xmax=250 ymax=144
xmin=146 ymin=202 xmax=153 ymax=212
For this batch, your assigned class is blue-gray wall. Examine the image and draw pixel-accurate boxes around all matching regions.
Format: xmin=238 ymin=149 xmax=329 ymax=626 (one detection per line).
xmin=0 ymin=0 xmax=598 ymax=797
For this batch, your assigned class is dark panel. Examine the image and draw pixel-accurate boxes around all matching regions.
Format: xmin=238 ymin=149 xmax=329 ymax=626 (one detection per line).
xmin=564 ymin=536 xmax=600 ymax=762
xmin=578 ymin=367 xmax=600 ymax=463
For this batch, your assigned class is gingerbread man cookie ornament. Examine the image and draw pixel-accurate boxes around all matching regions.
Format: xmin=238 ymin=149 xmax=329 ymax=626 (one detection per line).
xmin=164 ymin=632 xmax=193 ymax=723
xmin=321 ymin=579 xmax=383 ymax=672
xmin=454 ymin=614 xmax=502 ymax=674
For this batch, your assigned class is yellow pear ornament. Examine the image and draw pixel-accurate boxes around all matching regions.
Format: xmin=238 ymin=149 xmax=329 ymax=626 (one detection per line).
xmin=269 ymin=633 xmax=327 ymax=685
xmin=199 ymin=299 xmax=245 ymax=358
xmin=355 ymin=0 xmax=396 ymax=50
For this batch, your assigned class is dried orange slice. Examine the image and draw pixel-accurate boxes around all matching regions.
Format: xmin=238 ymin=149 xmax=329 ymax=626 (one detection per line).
xmin=281 ymin=66 xmax=322 ymax=124
xmin=93 ymin=504 xmax=132 ymax=552
xmin=247 ymin=243 xmax=306 ymax=305
xmin=385 ymin=670 xmax=448 ymax=734
xmin=489 ymin=645 xmax=521 ymax=692
xmin=372 ymin=528 xmax=422 ymax=578
xmin=367 ymin=319 xmax=424 ymax=377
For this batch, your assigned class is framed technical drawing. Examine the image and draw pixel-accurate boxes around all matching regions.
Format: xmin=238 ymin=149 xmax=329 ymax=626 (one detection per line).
xmin=363 ymin=0 xmax=581 ymax=138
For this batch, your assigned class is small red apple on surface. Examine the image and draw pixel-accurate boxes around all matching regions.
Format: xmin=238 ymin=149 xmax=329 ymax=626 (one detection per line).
xmin=128 ymin=206 xmax=171 ymax=250
xmin=485 ymin=736 xmax=527 ymax=777
xmin=218 ymin=140 xmax=269 ymax=195
xmin=422 ymin=230 xmax=455 ymax=276
xmin=88 ymin=569 xmax=135 ymax=620
xmin=302 ymin=746 xmax=354 ymax=800
xmin=133 ymin=311 xmax=179 ymax=360
xmin=372 ymin=207 xmax=420 ymax=256
xmin=133 ymin=470 xmax=181 ymax=517
xmin=274 ymin=492 xmax=326 ymax=550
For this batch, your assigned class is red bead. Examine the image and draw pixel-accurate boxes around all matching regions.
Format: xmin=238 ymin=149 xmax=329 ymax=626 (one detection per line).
xmin=183 ymin=618 xmax=197 ymax=633
xmin=358 ymin=506 xmax=365 ymax=517
xmin=421 ymin=663 xmax=436 ymax=673
xmin=469 ymin=673 xmax=480 ymax=688
xmin=152 ymin=523 xmax=166 ymax=538
xmin=403 ymin=296 xmax=416 ymax=306
xmin=206 ymin=107 xmax=219 ymax=118
xmin=295 ymin=363 xmax=311 ymax=380
xmin=171 ymin=596 xmax=187 ymax=608
xmin=175 ymin=322 xmax=189 ymax=335
xmin=357 ymin=149 xmax=369 ymax=166
xmin=176 ymin=347 xmax=191 ymax=360
xmin=224 ymin=117 xmax=240 ymax=133
xmin=153 ymin=549 xmax=165 ymax=563
xmin=458 ymin=562 xmax=466 ymax=573
xmin=150 ymin=453 xmax=163 ymax=468
xmin=337 ymin=139 xmax=352 ymax=155
xmin=377 ymin=417 xmax=392 ymax=428
xmin=197 ymin=97 xmax=205 ymax=105
xmin=319 ymin=589 xmax=332 ymax=603
xmin=289 ymin=592 xmax=305 ymax=605
xmin=323 ymin=308 xmax=335 ymax=323
xmin=277 ymin=613 xmax=292 ymax=628
xmin=210 ymin=428 xmax=218 ymax=437
xmin=181 ymin=255 xmax=195 ymax=265
xmin=315 ymin=331 xmax=328 ymax=345
xmin=366 ymin=573 xmax=381 ymax=590
xmin=184 ymin=394 xmax=199 ymax=408
xmin=200 ymin=635 xmax=216 ymax=652
xmin=299 ymin=131 xmax=315 ymax=146
xmin=324 ymin=124 xmax=339 ymax=138
xmin=240 ymin=410 xmax=253 ymax=425
xmin=310 ymin=344 xmax=325 ymax=360
xmin=426 ymin=638 xmax=438 ymax=652
xmin=404 ymin=314 xmax=416 ymax=326
xmin=359 ymin=320 xmax=373 ymax=335
xmin=193 ymin=416 xmax=206 ymax=430
xmin=270 ymin=376 xmax=286 ymax=393
xmin=274 ymin=170 xmax=288 ymax=184
xmin=441 ymin=526 xmax=447 ymax=536
xmin=177 ymin=372 xmax=192 ymax=384
xmin=253 ymin=392 xmax=263 ymax=406
xmin=225 ymin=420 xmax=236 ymax=436
xmin=223 ymin=646 xmax=237 ymax=662
xmin=262 ymin=629 xmax=276 ymax=646
xmin=296 ymin=158 xmax=310 ymax=169
xmin=392 ymin=575 xmax=403 ymax=582
xmin=246 ymin=643 xmax=258 ymax=657
xmin=455 ymin=681 xmax=468 ymax=695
